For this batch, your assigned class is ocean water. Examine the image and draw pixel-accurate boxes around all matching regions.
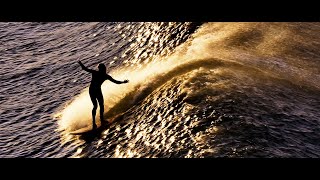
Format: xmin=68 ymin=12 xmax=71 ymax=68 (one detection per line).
xmin=0 ymin=22 xmax=320 ymax=158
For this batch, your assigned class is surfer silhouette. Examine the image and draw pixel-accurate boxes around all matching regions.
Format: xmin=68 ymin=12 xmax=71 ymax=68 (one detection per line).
xmin=78 ymin=61 xmax=129 ymax=129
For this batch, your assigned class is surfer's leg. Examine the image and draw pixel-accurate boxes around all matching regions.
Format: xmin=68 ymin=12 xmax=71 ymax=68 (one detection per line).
xmin=97 ymin=91 xmax=104 ymax=123
xmin=89 ymin=91 xmax=98 ymax=128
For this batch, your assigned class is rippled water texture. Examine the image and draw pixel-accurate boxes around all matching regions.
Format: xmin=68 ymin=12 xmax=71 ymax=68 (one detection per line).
xmin=1 ymin=22 xmax=320 ymax=157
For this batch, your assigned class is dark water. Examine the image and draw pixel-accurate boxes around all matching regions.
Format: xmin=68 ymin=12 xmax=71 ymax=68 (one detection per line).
xmin=0 ymin=22 xmax=320 ymax=158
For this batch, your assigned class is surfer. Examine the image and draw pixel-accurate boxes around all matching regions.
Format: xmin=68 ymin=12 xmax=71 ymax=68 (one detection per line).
xmin=78 ymin=61 xmax=129 ymax=129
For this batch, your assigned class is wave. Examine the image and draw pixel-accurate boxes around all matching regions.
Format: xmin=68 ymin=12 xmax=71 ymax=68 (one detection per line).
xmin=57 ymin=55 xmax=238 ymax=132
xmin=57 ymin=22 xmax=320 ymax=132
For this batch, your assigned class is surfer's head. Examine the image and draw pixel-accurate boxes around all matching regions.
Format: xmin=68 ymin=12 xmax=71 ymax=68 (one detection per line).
xmin=98 ymin=63 xmax=106 ymax=73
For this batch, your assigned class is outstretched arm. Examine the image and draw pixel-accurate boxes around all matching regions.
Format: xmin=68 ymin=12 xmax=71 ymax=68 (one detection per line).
xmin=106 ymin=74 xmax=129 ymax=84
xmin=78 ymin=61 xmax=94 ymax=73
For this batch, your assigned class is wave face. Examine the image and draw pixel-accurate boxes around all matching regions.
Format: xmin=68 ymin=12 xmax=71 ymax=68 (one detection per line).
xmin=1 ymin=22 xmax=320 ymax=157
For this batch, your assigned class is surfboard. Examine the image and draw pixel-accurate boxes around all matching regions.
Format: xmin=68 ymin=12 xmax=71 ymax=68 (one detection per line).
xmin=69 ymin=113 xmax=125 ymax=136
xmin=69 ymin=120 xmax=110 ymax=135
xmin=69 ymin=126 xmax=96 ymax=135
